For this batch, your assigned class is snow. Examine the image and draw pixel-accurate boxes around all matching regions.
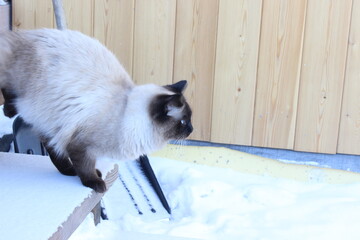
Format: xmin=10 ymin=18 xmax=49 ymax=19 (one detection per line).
xmin=0 ymin=109 xmax=13 ymax=136
xmin=0 ymin=152 xmax=113 ymax=240
xmin=0 ymin=1 xmax=9 ymax=6
xmin=276 ymin=158 xmax=333 ymax=169
xmin=71 ymin=157 xmax=360 ymax=240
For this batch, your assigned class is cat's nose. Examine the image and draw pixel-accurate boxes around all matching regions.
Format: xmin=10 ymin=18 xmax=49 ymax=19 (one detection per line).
xmin=187 ymin=122 xmax=193 ymax=134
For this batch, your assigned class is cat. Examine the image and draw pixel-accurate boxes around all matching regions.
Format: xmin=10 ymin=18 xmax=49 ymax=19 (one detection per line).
xmin=0 ymin=29 xmax=193 ymax=193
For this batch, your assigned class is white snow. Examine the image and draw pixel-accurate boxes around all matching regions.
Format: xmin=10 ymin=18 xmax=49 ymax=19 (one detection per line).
xmin=0 ymin=1 xmax=9 ymax=6
xmin=71 ymin=157 xmax=360 ymax=240
xmin=0 ymin=109 xmax=14 ymax=136
xmin=277 ymin=158 xmax=333 ymax=169
xmin=0 ymin=152 xmax=114 ymax=240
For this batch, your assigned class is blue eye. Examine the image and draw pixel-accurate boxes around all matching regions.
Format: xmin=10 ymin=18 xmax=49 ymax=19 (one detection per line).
xmin=180 ymin=120 xmax=186 ymax=125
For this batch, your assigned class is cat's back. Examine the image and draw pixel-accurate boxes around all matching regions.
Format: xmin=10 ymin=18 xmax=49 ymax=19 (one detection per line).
xmin=10 ymin=29 xmax=134 ymax=151
xmin=11 ymin=29 xmax=134 ymax=112
xmin=23 ymin=29 xmax=132 ymax=88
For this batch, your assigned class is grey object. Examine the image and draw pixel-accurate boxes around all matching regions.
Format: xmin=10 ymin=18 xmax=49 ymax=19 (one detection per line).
xmin=52 ymin=0 xmax=67 ymax=30
xmin=0 ymin=0 xmax=10 ymax=31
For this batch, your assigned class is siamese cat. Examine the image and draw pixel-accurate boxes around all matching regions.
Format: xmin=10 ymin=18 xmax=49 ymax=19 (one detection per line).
xmin=0 ymin=29 xmax=193 ymax=193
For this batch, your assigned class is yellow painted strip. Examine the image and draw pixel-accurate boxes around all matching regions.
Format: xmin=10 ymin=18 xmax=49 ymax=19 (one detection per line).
xmin=152 ymin=144 xmax=360 ymax=184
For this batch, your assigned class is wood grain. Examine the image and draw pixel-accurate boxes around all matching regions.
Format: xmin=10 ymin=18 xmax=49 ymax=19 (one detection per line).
xmin=12 ymin=0 xmax=54 ymax=30
xmin=294 ymin=0 xmax=352 ymax=153
xmin=338 ymin=0 xmax=360 ymax=154
xmin=94 ymin=0 xmax=135 ymax=75
xmin=211 ymin=0 xmax=262 ymax=145
xmin=132 ymin=0 xmax=176 ymax=85
xmin=62 ymin=0 xmax=94 ymax=36
xmin=10 ymin=0 xmax=360 ymax=155
xmin=173 ymin=0 xmax=219 ymax=141
xmin=252 ymin=0 xmax=307 ymax=149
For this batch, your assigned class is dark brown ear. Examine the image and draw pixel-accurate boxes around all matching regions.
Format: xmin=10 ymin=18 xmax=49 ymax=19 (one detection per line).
xmin=166 ymin=80 xmax=187 ymax=93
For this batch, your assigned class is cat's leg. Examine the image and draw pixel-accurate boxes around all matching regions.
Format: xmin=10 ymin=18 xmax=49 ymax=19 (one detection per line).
xmin=43 ymin=141 xmax=77 ymax=176
xmin=1 ymin=88 xmax=18 ymax=118
xmin=67 ymin=143 xmax=106 ymax=193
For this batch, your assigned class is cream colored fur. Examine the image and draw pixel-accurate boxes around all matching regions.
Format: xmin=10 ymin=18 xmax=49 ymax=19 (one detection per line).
xmin=0 ymin=29 xmax=177 ymax=161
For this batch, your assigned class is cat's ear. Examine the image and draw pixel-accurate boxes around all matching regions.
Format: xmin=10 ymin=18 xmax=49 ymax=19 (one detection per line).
xmin=166 ymin=103 xmax=183 ymax=118
xmin=162 ymin=94 xmax=183 ymax=118
xmin=165 ymin=80 xmax=187 ymax=93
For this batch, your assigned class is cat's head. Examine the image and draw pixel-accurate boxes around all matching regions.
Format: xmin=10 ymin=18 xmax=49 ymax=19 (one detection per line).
xmin=121 ymin=80 xmax=192 ymax=158
xmin=149 ymin=80 xmax=193 ymax=141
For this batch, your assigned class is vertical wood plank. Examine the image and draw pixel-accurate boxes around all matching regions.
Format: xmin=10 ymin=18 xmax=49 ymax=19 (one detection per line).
xmin=295 ymin=0 xmax=352 ymax=153
xmin=12 ymin=0 xmax=54 ymax=30
xmin=132 ymin=0 xmax=176 ymax=85
xmin=63 ymin=0 xmax=94 ymax=36
xmin=93 ymin=0 xmax=135 ymax=75
xmin=338 ymin=0 xmax=360 ymax=154
xmin=211 ymin=0 xmax=262 ymax=145
xmin=252 ymin=0 xmax=307 ymax=149
xmin=173 ymin=0 xmax=219 ymax=141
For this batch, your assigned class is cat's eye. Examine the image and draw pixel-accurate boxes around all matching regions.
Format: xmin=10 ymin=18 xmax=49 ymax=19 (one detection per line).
xmin=180 ymin=120 xmax=186 ymax=125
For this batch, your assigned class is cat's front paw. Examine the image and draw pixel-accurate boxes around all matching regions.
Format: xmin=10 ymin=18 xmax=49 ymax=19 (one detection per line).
xmin=83 ymin=178 xmax=107 ymax=193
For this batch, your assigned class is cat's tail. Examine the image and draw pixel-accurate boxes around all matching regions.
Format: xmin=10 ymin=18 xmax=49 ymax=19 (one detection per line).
xmin=0 ymin=31 xmax=15 ymax=88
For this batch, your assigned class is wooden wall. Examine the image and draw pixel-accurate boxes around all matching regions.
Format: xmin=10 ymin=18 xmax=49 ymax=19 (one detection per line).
xmin=12 ymin=0 xmax=360 ymax=155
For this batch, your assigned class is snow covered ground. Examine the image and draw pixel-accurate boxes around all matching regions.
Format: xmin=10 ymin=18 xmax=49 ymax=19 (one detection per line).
xmin=69 ymin=156 xmax=360 ymax=240
xmin=1 ymin=110 xmax=360 ymax=239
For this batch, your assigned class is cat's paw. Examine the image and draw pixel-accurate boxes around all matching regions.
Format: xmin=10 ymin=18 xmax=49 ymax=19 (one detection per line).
xmin=83 ymin=178 xmax=107 ymax=193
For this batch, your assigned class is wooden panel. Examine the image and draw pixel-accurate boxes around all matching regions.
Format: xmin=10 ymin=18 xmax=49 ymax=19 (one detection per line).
xmin=252 ymin=0 xmax=307 ymax=149
xmin=62 ymin=0 xmax=94 ymax=36
xmin=132 ymin=0 xmax=176 ymax=85
xmin=173 ymin=0 xmax=219 ymax=141
xmin=338 ymin=0 xmax=360 ymax=155
xmin=211 ymin=0 xmax=262 ymax=145
xmin=12 ymin=0 xmax=54 ymax=29
xmin=295 ymin=0 xmax=352 ymax=153
xmin=93 ymin=0 xmax=135 ymax=74
xmin=10 ymin=0 xmax=360 ymax=155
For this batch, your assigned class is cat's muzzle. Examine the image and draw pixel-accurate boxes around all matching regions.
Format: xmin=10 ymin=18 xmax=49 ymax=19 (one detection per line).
xmin=184 ymin=121 xmax=193 ymax=138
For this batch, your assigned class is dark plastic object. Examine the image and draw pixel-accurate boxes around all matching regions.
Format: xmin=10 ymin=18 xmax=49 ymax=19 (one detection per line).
xmin=0 ymin=134 xmax=13 ymax=152
xmin=12 ymin=117 xmax=47 ymax=155
xmin=139 ymin=155 xmax=171 ymax=214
